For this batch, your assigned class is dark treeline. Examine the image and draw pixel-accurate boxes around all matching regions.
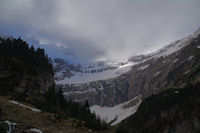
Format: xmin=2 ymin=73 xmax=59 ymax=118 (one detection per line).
xmin=0 ymin=37 xmax=52 ymax=75
xmin=0 ymin=37 xmax=53 ymax=95
xmin=43 ymin=87 xmax=108 ymax=130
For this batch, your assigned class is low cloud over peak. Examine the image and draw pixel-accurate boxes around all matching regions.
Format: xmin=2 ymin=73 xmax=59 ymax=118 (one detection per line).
xmin=0 ymin=0 xmax=200 ymax=62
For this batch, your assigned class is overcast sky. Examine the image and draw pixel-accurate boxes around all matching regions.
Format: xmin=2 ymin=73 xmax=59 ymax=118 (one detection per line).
xmin=0 ymin=0 xmax=200 ymax=63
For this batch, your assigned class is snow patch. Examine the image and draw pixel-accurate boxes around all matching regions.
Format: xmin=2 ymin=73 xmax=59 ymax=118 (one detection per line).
xmin=90 ymin=96 xmax=142 ymax=126
xmin=153 ymin=71 xmax=160 ymax=77
xmin=197 ymin=45 xmax=200 ymax=49
xmin=187 ymin=55 xmax=194 ymax=61
xmin=137 ymin=64 xmax=149 ymax=71
xmin=29 ymin=128 xmax=43 ymax=133
xmin=9 ymin=100 xmax=41 ymax=112
xmin=173 ymin=58 xmax=179 ymax=63
xmin=174 ymin=91 xmax=179 ymax=94
xmin=97 ymin=85 xmax=104 ymax=91
xmin=184 ymin=70 xmax=191 ymax=75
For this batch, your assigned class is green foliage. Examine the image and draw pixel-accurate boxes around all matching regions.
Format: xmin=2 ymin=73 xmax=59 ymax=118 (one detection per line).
xmin=0 ymin=122 xmax=7 ymax=133
xmin=116 ymin=82 xmax=200 ymax=133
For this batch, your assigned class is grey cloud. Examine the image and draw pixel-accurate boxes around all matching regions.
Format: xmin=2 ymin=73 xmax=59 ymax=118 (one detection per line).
xmin=0 ymin=0 xmax=200 ymax=62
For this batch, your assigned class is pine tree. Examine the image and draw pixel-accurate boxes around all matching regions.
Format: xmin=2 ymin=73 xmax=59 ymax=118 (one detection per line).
xmin=84 ymin=99 xmax=90 ymax=114
xmin=57 ymin=88 xmax=67 ymax=110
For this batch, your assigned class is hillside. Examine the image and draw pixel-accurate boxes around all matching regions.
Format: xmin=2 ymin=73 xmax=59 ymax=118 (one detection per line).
xmin=0 ymin=96 xmax=115 ymax=133
xmin=0 ymin=37 xmax=54 ymax=104
xmin=116 ymin=82 xmax=200 ymax=133
xmin=0 ymin=37 xmax=110 ymax=132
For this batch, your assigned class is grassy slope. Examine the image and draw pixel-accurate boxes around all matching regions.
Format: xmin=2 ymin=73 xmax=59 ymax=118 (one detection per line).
xmin=0 ymin=96 xmax=115 ymax=133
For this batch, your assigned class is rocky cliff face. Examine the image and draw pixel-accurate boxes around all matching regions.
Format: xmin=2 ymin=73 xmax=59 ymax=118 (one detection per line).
xmin=53 ymin=58 xmax=82 ymax=80
xmin=56 ymin=28 xmax=200 ymax=107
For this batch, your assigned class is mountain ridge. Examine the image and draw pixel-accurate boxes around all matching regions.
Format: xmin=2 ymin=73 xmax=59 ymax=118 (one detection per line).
xmin=55 ymin=27 xmax=200 ymax=125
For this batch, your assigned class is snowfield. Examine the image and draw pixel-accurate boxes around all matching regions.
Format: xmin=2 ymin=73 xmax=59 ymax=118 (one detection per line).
xmin=55 ymin=61 xmax=138 ymax=84
xmin=90 ymin=96 xmax=142 ymax=126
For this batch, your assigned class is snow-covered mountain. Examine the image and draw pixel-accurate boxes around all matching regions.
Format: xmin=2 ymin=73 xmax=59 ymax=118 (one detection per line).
xmin=54 ymin=58 xmax=138 ymax=84
xmin=55 ymin=27 xmax=200 ymax=126
xmin=55 ymin=26 xmax=200 ymax=85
